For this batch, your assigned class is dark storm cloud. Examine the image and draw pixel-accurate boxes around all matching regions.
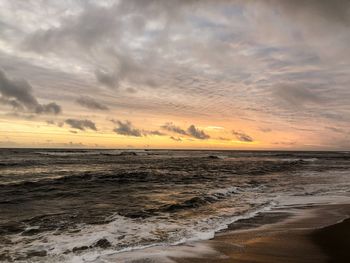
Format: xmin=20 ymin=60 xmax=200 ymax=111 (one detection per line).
xmin=65 ymin=119 xmax=97 ymax=131
xmin=0 ymin=69 xmax=61 ymax=115
xmin=232 ymin=130 xmax=253 ymax=142
xmin=187 ymin=125 xmax=210 ymax=140
xmin=113 ymin=120 xmax=142 ymax=137
xmin=161 ymin=122 xmax=187 ymax=135
xmin=76 ymin=96 xmax=109 ymax=111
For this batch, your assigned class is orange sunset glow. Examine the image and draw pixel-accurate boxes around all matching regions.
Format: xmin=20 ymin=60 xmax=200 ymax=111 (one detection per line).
xmin=0 ymin=1 xmax=349 ymax=150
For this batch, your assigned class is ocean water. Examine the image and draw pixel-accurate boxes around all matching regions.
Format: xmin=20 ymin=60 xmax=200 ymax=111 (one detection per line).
xmin=1 ymin=149 xmax=350 ymax=262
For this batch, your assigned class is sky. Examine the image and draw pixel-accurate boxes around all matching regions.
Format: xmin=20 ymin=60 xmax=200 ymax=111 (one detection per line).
xmin=0 ymin=0 xmax=350 ymax=150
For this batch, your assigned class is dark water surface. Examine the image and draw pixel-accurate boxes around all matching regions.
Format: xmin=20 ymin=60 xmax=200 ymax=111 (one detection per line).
xmin=1 ymin=149 xmax=350 ymax=262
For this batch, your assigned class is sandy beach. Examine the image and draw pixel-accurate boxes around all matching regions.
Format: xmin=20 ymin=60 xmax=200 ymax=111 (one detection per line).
xmin=174 ymin=204 xmax=350 ymax=263
xmin=93 ymin=203 xmax=350 ymax=262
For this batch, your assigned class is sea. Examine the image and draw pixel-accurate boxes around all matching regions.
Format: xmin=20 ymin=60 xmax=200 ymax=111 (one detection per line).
xmin=1 ymin=149 xmax=350 ymax=262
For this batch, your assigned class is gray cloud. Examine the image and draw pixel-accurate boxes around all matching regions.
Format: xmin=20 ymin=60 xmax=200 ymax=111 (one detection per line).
xmin=259 ymin=127 xmax=272 ymax=133
xmin=94 ymin=50 xmax=160 ymax=90
xmin=76 ymin=96 xmax=109 ymax=111
xmin=144 ymin=130 xmax=166 ymax=136
xmin=1 ymin=1 xmax=350 ymax=149
xmin=218 ymin=137 xmax=231 ymax=141
xmin=325 ymin=126 xmax=347 ymax=134
xmin=46 ymin=120 xmax=55 ymax=125
xmin=170 ymin=136 xmax=182 ymax=142
xmin=65 ymin=119 xmax=97 ymax=131
xmin=271 ymin=0 xmax=350 ymax=26
xmin=95 ymin=70 xmax=119 ymax=89
xmin=23 ymin=3 xmax=122 ymax=53
xmin=35 ymin=102 xmax=61 ymax=115
xmin=232 ymin=130 xmax=253 ymax=142
xmin=162 ymin=122 xmax=209 ymax=140
xmin=161 ymin=122 xmax=187 ymax=135
xmin=274 ymin=85 xmax=325 ymax=107
xmin=66 ymin=141 xmax=85 ymax=148
xmin=273 ymin=141 xmax=296 ymax=146
xmin=187 ymin=125 xmax=210 ymax=140
xmin=22 ymin=1 xmax=177 ymax=90
xmin=111 ymin=119 xmax=166 ymax=137
xmin=0 ymin=69 xmax=62 ymax=115
xmin=113 ymin=120 xmax=142 ymax=137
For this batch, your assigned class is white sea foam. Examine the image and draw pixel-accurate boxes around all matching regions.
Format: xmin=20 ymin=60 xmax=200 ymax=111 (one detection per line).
xmin=208 ymin=186 xmax=240 ymax=196
xmin=12 ymin=179 xmax=350 ymax=262
xmin=8 ymin=199 xmax=276 ymax=263
xmin=3 ymin=150 xmax=350 ymax=263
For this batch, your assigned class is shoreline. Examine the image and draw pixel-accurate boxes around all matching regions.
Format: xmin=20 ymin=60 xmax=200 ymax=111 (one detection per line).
xmin=106 ymin=203 xmax=350 ymax=262
xmin=174 ymin=204 xmax=350 ymax=263
xmin=311 ymin=217 xmax=350 ymax=263
xmin=11 ymin=203 xmax=350 ymax=262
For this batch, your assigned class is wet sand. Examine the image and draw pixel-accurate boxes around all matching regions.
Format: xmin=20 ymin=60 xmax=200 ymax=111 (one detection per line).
xmin=312 ymin=217 xmax=350 ymax=263
xmin=174 ymin=204 xmax=350 ymax=263
xmin=97 ymin=204 xmax=350 ymax=262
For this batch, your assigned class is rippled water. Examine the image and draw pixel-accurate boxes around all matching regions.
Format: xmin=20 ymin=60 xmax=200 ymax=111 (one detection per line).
xmin=1 ymin=149 xmax=350 ymax=262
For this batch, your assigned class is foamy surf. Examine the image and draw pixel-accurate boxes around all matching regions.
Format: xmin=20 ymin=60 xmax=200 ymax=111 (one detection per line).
xmin=8 ymin=202 xmax=276 ymax=263
xmin=1 ymin=150 xmax=350 ymax=262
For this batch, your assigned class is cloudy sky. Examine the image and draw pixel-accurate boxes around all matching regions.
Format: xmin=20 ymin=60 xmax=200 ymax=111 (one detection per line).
xmin=0 ymin=0 xmax=349 ymax=150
